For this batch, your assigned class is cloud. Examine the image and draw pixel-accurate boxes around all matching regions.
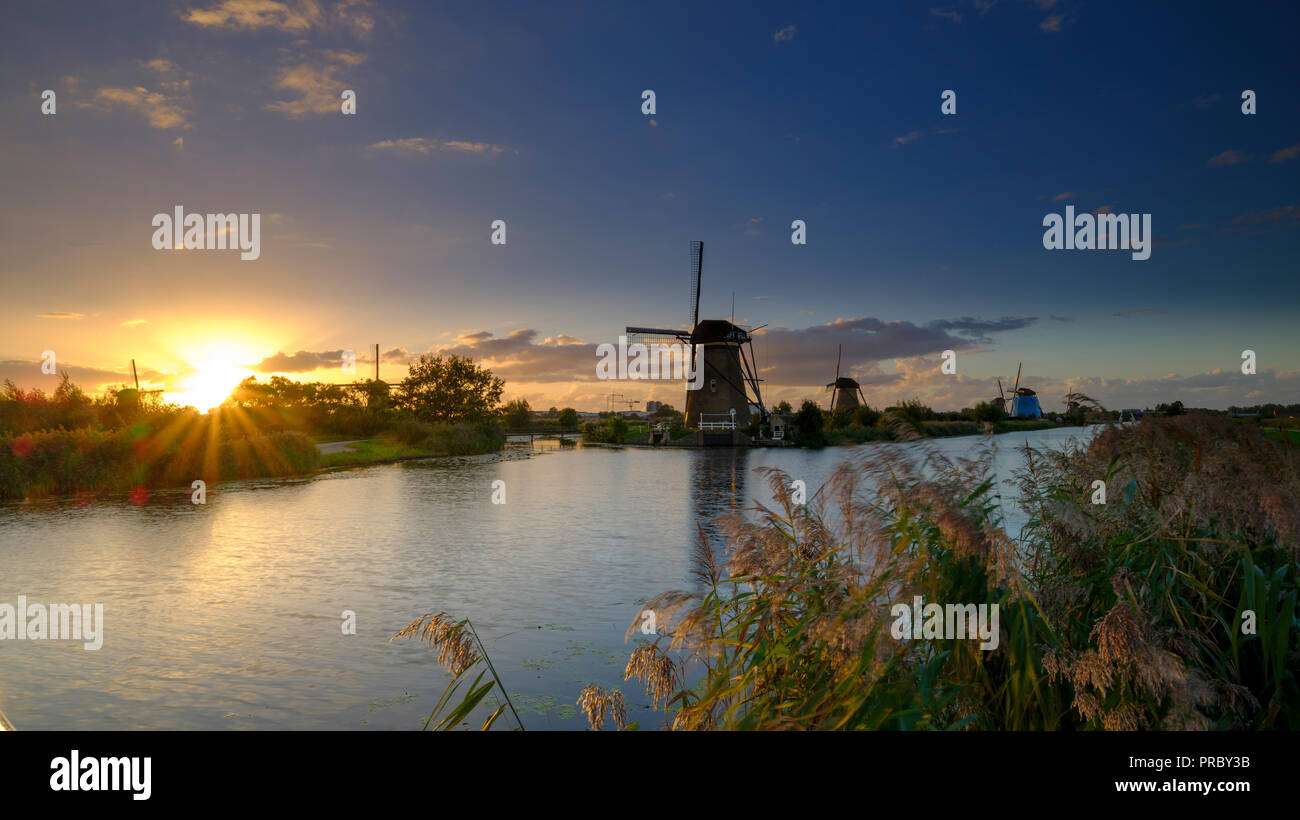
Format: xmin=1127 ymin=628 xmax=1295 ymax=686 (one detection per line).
xmin=1191 ymin=93 xmax=1221 ymax=109
xmin=366 ymin=137 xmax=511 ymax=157
xmin=1208 ymin=149 xmax=1251 ymax=167
xmin=925 ymin=315 xmax=1038 ymax=344
xmin=182 ymin=0 xmax=376 ymax=37
xmin=773 ymin=24 xmax=797 ymax=42
xmin=1271 ymin=143 xmax=1300 ymax=163
xmin=1113 ymin=308 xmax=1164 ymax=317
xmin=120 ymin=319 xmax=148 ymax=327
xmin=36 ymin=312 xmax=84 ymax=319
xmin=1049 ymin=314 xmax=1074 ymax=322
xmin=748 ymin=315 xmax=1032 ymax=386
xmin=1040 ymin=14 xmax=1063 ymax=32
xmin=893 ymin=130 xmax=925 ymax=147
xmin=0 ymin=360 xmax=139 ymax=393
xmin=265 ymin=51 xmax=366 ymax=117
xmin=85 ymin=86 xmax=191 ymax=129
xmin=930 ymin=7 xmax=963 ymax=24
xmin=1094 ymin=204 xmax=1114 ymax=214
xmin=973 ymin=0 xmax=997 ymax=14
xmin=1227 ymin=205 xmax=1300 ymax=230
xmin=252 ymin=349 xmax=351 ymax=373
xmin=1051 ymin=191 xmax=1076 ymax=201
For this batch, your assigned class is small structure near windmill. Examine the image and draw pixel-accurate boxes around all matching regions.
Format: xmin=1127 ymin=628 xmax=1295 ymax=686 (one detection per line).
xmin=626 ymin=241 xmax=768 ymax=435
xmin=996 ymin=363 xmax=1042 ymax=419
xmin=826 ymin=344 xmax=866 ymax=412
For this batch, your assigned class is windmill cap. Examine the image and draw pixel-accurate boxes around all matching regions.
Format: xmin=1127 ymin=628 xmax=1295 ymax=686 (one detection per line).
xmin=829 ymin=376 xmax=860 ymax=389
xmin=690 ymin=319 xmax=745 ymax=343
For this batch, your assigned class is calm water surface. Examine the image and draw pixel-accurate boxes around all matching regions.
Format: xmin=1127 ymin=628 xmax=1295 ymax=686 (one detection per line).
xmin=0 ymin=426 xmax=1091 ymax=730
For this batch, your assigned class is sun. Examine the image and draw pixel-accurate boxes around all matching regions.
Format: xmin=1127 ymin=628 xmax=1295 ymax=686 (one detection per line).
xmin=164 ymin=344 xmax=257 ymax=413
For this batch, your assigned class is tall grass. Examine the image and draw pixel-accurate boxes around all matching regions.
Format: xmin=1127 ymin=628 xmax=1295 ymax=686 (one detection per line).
xmin=402 ymin=409 xmax=1297 ymax=730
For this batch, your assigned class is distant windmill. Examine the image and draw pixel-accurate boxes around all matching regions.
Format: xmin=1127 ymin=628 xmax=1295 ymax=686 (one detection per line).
xmin=120 ymin=359 xmax=164 ymax=404
xmin=825 ymin=344 xmax=865 ymax=411
xmin=626 ymin=240 xmax=767 ymax=428
xmin=1002 ymin=362 xmax=1042 ymax=419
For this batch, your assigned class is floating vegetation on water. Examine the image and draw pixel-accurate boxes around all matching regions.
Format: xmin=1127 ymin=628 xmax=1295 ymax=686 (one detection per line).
xmin=368 ymin=691 xmax=418 ymax=712
xmin=521 ymin=657 xmax=556 ymax=671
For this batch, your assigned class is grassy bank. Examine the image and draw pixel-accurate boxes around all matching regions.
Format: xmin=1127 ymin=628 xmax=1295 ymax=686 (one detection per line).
xmin=0 ymin=417 xmax=504 ymax=500
xmin=823 ymin=417 xmax=1061 ymax=445
xmin=320 ymin=424 xmax=505 ymax=469
xmin=0 ymin=422 xmax=319 ymax=500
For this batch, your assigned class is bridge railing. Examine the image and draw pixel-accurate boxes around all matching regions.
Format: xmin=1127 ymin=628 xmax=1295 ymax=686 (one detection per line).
xmin=699 ymin=414 xmax=737 ymax=430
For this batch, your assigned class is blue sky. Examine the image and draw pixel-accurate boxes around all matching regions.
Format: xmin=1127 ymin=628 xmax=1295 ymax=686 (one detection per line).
xmin=2 ymin=0 xmax=1298 ymax=411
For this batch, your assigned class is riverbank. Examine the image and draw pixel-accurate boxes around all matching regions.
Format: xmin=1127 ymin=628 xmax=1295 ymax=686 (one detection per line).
xmin=0 ymin=422 xmax=505 ymax=501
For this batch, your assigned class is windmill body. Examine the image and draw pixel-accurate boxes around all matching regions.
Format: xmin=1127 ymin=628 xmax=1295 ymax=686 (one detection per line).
xmin=625 ymin=241 xmax=767 ymax=430
xmin=825 ymin=345 xmax=864 ymax=411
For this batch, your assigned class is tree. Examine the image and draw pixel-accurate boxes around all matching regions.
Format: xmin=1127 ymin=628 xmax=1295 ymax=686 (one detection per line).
xmin=503 ymin=398 xmax=532 ymax=429
xmin=398 ymin=354 xmax=504 ymax=424
xmin=794 ymin=399 xmax=824 ymax=439
xmin=558 ymin=407 xmax=579 ymax=427
xmin=349 ymin=379 xmax=392 ymax=412
xmin=968 ymin=401 xmax=1005 ymax=423
xmin=852 ymin=404 xmax=882 ymax=427
xmin=773 ymin=400 xmax=793 ymax=415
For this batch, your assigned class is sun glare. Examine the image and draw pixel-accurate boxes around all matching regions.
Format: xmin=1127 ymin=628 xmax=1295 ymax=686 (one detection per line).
xmin=164 ymin=344 xmax=257 ymax=413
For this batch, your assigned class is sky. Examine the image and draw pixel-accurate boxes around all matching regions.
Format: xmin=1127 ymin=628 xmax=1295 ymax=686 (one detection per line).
xmin=1 ymin=0 xmax=1298 ymax=413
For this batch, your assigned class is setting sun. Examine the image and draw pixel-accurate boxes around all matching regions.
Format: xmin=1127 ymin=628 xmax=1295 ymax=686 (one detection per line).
xmin=164 ymin=343 xmax=258 ymax=412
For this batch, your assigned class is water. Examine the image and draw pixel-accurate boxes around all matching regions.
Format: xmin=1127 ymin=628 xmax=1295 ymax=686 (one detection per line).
xmin=0 ymin=427 xmax=1090 ymax=730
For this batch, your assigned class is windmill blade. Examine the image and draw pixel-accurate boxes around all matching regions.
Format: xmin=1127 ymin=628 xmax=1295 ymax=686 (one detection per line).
xmin=835 ymin=344 xmax=842 ymax=382
xmin=997 ymin=378 xmax=1004 ymax=400
xmin=688 ymin=240 xmax=703 ymax=331
xmin=858 ymin=386 xmax=868 ymax=407
xmin=1013 ymin=363 xmax=1022 ymax=395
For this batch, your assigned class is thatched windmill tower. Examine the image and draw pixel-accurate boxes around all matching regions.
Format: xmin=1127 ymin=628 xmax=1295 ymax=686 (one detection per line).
xmin=825 ymin=344 xmax=865 ymax=411
xmin=626 ymin=241 xmax=767 ymax=429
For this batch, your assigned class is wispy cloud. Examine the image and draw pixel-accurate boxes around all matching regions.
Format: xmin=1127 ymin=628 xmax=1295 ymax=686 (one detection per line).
xmin=773 ymin=24 xmax=797 ymax=42
xmin=182 ymin=0 xmax=376 ymax=38
xmin=120 ymin=319 xmax=148 ymax=327
xmin=36 ymin=312 xmax=84 ymax=319
xmin=1113 ymin=308 xmax=1164 ymax=318
xmin=930 ymin=7 xmax=963 ymax=24
xmin=1208 ymin=149 xmax=1251 ymax=167
xmin=1040 ymin=14 xmax=1064 ymax=32
xmin=1271 ymin=143 xmax=1300 ymax=163
xmin=84 ymin=85 xmax=192 ymax=129
xmin=1051 ymin=191 xmax=1076 ymax=201
xmin=366 ymin=137 xmax=513 ymax=157
xmin=1191 ymin=93 xmax=1221 ymax=109
xmin=265 ymin=50 xmax=366 ymax=117
xmin=893 ymin=130 xmax=925 ymax=147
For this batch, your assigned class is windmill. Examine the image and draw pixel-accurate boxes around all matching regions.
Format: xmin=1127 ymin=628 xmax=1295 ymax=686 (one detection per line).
xmin=1003 ymin=362 xmax=1042 ymax=419
xmin=118 ymin=358 xmax=165 ymax=405
xmin=991 ymin=378 xmax=1008 ymax=413
xmin=626 ymin=240 xmax=767 ymax=428
xmin=825 ymin=344 xmax=866 ymax=411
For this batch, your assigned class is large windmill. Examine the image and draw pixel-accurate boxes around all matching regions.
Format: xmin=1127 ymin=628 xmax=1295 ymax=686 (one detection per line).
xmin=626 ymin=241 xmax=767 ymax=429
xmin=825 ymin=344 xmax=865 ymax=411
